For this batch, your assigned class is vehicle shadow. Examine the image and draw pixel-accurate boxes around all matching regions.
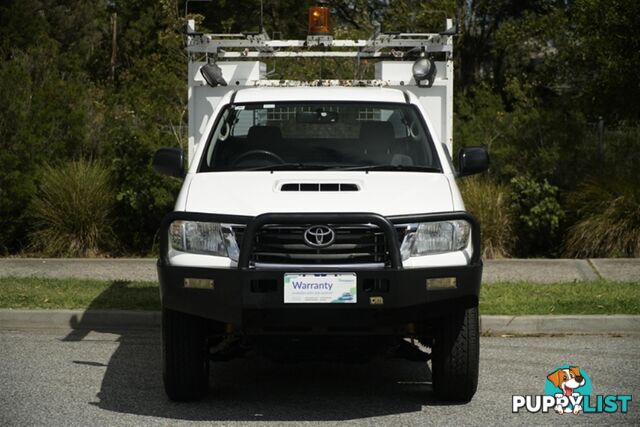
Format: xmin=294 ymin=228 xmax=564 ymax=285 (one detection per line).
xmin=63 ymin=282 xmax=456 ymax=422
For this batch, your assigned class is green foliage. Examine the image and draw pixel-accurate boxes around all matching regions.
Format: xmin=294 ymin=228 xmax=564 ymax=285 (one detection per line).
xmin=564 ymin=179 xmax=640 ymax=258
xmin=493 ymin=6 xmax=570 ymax=98
xmin=566 ymin=0 xmax=640 ymax=121
xmin=0 ymin=42 xmax=98 ymax=253
xmin=458 ymin=176 xmax=514 ymax=258
xmin=509 ymin=176 xmax=564 ymax=256
xmin=104 ymin=124 xmax=180 ymax=254
xmin=383 ymin=0 xmax=456 ymax=33
xmin=0 ymin=277 xmax=159 ymax=310
xmin=30 ymin=160 xmax=114 ymax=257
xmin=480 ymin=280 xmax=640 ymax=315
xmin=455 ymin=80 xmax=588 ymax=186
xmin=562 ymin=124 xmax=640 ymax=257
xmin=1 ymin=0 xmax=639 ymax=257
xmin=0 ymin=53 xmax=35 ymax=253
xmin=0 ymin=0 xmax=184 ymax=255
xmin=600 ymin=124 xmax=640 ymax=183
xmin=455 ymin=83 xmax=509 ymax=152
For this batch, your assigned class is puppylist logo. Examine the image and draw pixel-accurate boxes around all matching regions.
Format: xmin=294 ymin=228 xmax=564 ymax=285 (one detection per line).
xmin=512 ymin=365 xmax=632 ymax=415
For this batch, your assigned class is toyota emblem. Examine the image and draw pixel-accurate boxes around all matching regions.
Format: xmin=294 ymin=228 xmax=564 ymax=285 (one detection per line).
xmin=303 ymin=225 xmax=335 ymax=248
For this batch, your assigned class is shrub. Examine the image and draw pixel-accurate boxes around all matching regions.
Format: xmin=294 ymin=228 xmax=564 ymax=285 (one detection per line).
xmin=29 ymin=160 xmax=114 ymax=257
xmin=104 ymin=124 xmax=181 ymax=255
xmin=564 ymin=179 xmax=640 ymax=257
xmin=458 ymin=176 xmax=514 ymax=258
xmin=509 ymin=176 xmax=564 ymax=256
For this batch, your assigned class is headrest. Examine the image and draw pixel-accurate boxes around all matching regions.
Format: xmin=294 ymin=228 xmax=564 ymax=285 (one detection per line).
xmin=359 ymin=121 xmax=395 ymax=142
xmin=247 ymin=126 xmax=282 ymax=143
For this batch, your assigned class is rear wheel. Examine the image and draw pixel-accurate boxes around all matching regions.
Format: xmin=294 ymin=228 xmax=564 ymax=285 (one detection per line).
xmin=162 ymin=308 xmax=209 ymax=401
xmin=431 ymin=305 xmax=479 ymax=402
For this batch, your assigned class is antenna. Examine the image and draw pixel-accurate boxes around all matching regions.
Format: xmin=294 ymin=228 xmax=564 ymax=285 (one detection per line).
xmin=260 ymin=0 xmax=264 ymax=32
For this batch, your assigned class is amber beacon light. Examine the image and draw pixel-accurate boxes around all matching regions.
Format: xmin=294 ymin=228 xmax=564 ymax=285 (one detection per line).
xmin=308 ymin=6 xmax=330 ymax=35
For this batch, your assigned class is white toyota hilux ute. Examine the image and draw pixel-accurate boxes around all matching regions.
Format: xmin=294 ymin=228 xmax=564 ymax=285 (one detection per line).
xmin=153 ymin=18 xmax=489 ymax=403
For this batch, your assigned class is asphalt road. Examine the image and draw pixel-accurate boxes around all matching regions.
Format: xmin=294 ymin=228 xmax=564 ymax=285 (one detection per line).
xmin=0 ymin=328 xmax=638 ymax=426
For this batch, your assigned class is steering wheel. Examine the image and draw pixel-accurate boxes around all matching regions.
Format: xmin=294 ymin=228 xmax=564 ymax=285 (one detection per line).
xmin=232 ymin=150 xmax=285 ymax=167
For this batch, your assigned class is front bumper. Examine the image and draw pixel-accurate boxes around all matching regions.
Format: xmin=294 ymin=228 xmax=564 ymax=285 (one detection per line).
xmin=158 ymin=211 xmax=483 ymax=334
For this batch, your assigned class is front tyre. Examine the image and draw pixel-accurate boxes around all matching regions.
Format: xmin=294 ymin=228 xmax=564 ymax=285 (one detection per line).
xmin=162 ymin=308 xmax=209 ymax=401
xmin=431 ymin=305 xmax=479 ymax=402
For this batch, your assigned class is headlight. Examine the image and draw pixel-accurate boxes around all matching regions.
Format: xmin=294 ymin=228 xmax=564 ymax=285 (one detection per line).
xmin=400 ymin=220 xmax=471 ymax=260
xmin=169 ymin=221 xmax=240 ymax=261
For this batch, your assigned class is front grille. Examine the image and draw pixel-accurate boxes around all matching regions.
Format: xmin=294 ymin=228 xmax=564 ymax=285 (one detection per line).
xmin=232 ymin=223 xmax=408 ymax=266
xmin=234 ymin=224 xmax=390 ymax=265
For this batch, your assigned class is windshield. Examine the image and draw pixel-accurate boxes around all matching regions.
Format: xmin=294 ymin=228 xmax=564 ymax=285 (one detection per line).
xmin=199 ymin=102 xmax=441 ymax=172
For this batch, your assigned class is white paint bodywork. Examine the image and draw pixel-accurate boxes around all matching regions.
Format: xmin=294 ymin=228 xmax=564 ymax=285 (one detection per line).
xmin=177 ymin=23 xmax=471 ymax=269
xmin=178 ymin=171 xmax=455 ymax=216
xmin=175 ymin=85 xmax=470 ymax=268
xmin=374 ymin=61 xmax=454 ymax=153
xmin=171 ymin=171 xmax=471 ymax=268
xmin=187 ymin=61 xmax=454 ymax=164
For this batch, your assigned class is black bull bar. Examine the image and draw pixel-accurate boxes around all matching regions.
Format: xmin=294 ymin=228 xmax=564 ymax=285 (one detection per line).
xmin=159 ymin=211 xmax=481 ymax=268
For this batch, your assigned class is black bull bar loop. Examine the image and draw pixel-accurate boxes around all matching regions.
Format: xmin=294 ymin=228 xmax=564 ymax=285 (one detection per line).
xmin=159 ymin=211 xmax=481 ymax=268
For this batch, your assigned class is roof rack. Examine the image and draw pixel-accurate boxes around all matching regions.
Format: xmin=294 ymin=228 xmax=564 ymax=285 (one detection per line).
xmin=185 ymin=18 xmax=456 ymax=164
xmin=186 ymin=19 xmax=454 ymax=60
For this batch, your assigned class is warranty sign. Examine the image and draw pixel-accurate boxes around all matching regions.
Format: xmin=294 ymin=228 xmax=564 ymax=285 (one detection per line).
xmin=284 ymin=273 xmax=357 ymax=304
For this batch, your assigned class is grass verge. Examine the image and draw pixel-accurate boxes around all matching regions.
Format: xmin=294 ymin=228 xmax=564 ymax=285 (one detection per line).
xmin=0 ymin=277 xmax=638 ymax=315
xmin=480 ymin=281 xmax=640 ymax=315
xmin=0 ymin=277 xmax=159 ymax=311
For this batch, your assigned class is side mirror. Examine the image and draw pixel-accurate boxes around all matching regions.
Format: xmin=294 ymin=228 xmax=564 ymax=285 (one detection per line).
xmin=152 ymin=148 xmax=184 ymax=178
xmin=458 ymin=147 xmax=489 ymax=177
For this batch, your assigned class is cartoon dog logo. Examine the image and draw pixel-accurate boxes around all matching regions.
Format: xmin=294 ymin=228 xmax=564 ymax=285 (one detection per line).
xmin=547 ymin=366 xmax=586 ymax=414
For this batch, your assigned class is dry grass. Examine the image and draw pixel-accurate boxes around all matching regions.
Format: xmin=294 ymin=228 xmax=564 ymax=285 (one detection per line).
xmin=29 ymin=160 xmax=114 ymax=257
xmin=564 ymin=179 xmax=640 ymax=257
xmin=459 ymin=176 xmax=515 ymax=258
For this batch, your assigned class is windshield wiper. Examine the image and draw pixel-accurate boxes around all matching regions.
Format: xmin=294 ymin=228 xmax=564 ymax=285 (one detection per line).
xmin=241 ymin=163 xmax=335 ymax=171
xmin=338 ymin=164 xmax=441 ymax=172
